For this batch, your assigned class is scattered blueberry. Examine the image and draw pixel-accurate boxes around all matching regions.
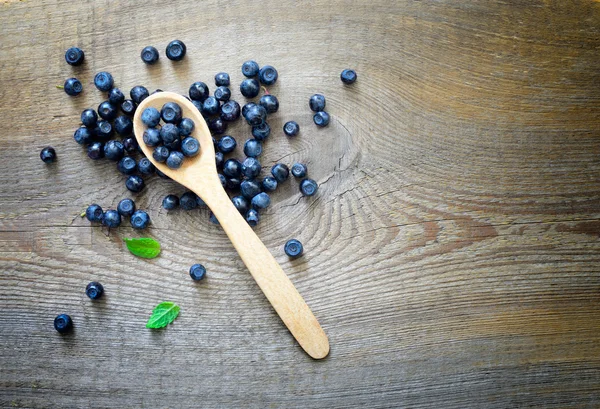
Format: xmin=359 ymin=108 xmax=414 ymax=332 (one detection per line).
xmin=104 ymin=140 xmax=124 ymax=161
xmin=114 ymin=115 xmax=133 ymax=136
xmin=242 ymin=102 xmax=256 ymax=119
xmin=160 ymin=123 xmax=180 ymax=145
xmin=141 ymin=107 xmax=161 ymax=127
xmin=226 ymin=177 xmax=241 ymax=190
xmin=94 ymin=120 xmax=114 ymax=140
xmin=189 ymin=81 xmax=209 ymax=101
xmin=94 ymin=72 xmax=114 ymax=92
xmin=341 ymin=69 xmax=357 ymax=84
xmin=271 ymin=163 xmax=289 ymax=182
xmin=243 ymin=139 xmax=263 ymax=157
xmin=252 ymin=122 xmax=270 ymax=140
xmin=189 ymin=264 xmax=206 ymax=281
xmin=143 ymin=127 xmax=162 ymax=147
xmin=215 ymin=152 xmax=224 ymax=168
xmin=245 ymin=104 xmax=267 ymax=126
xmin=242 ymin=60 xmax=260 ymax=77
xmin=138 ymin=158 xmax=155 ymax=175
xmin=261 ymin=176 xmax=277 ymax=192
xmin=220 ymin=100 xmax=241 ymax=122
xmin=313 ymin=111 xmax=330 ymax=127
xmin=240 ymin=179 xmax=262 ymax=199
xmin=108 ymin=88 xmax=125 ymax=105
xmin=241 ymin=157 xmax=261 ymax=179
xmin=240 ymin=78 xmax=260 ymax=98
xmin=130 ymin=86 xmax=149 ymax=104
xmin=162 ymin=194 xmax=179 ymax=210
xmin=141 ymin=46 xmax=159 ymax=64
xmin=180 ymin=191 xmax=198 ymax=210
xmin=217 ymin=135 xmax=237 ymax=153
xmin=300 ymin=178 xmax=319 ymax=196
xmin=218 ymin=173 xmax=227 ymax=188
xmin=284 ymin=121 xmax=299 ymax=137
xmin=259 ymin=94 xmax=279 ymax=114
xmin=123 ymin=137 xmax=139 ymax=153
xmin=161 ymin=102 xmax=183 ymax=124
xmin=102 ymin=210 xmax=121 ymax=228
xmin=232 ymin=195 xmax=250 ymax=214
xmin=120 ymin=99 xmax=137 ymax=116
xmin=245 ymin=208 xmax=260 ymax=226
xmin=153 ymin=146 xmax=170 ymax=162
xmin=209 ymin=212 xmax=220 ymax=225
xmin=97 ymin=101 xmax=117 ymax=121
xmin=222 ymin=158 xmax=242 ymax=178
xmin=64 ymin=78 xmax=83 ymax=96
xmin=202 ymin=96 xmax=220 ymax=116
xmin=117 ymin=198 xmax=136 ymax=217
xmin=309 ymin=94 xmax=326 ymax=112
xmin=166 ymin=150 xmax=185 ymax=169
xmin=196 ymin=195 xmax=206 ymax=207
xmin=86 ymin=282 xmax=104 ymax=300
xmin=117 ymin=156 xmax=137 ymax=175
xmin=156 ymin=169 xmax=170 ymax=179
xmin=181 ymin=137 xmax=200 ymax=157
xmin=73 ymin=126 xmax=93 ymax=145
xmin=85 ymin=204 xmax=104 ymax=222
xmin=215 ymin=72 xmax=230 ymax=86
xmin=131 ymin=210 xmax=150 ymax=229
xmin=166 ymin=40 xmax=186 ymax=61
xmin=258 ymin=65 xmax=278 ymax=85
xmin=87 ymin=142 xmax=105 ymax=160
xmin=152 ymin=89 xmax=163 ymax=94
xmin=284 ymin=239 xmax=303 ymax=258
xmin=251 ymin=192 xmax=270 ymax=209
xmin=80 ymin=109 xmax=98 ymax=127
xmin=65 ymin=47 xmax=84 ymax=66
xmin=178 ymin=118 xmax=195 ymax=136
xmin=214 ymin=86 xmax=231 ymax=102
xmin=125 ymin=175 xmax=145 ymax=193
xmin=54 ymin=314 xmax=73 ymax=334
xmin=291 ymin=163 xmax=307 ymax=178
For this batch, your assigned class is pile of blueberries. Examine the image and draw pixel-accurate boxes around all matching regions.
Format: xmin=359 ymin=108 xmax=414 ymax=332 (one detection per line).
xmin=85 ymin=199 xmax=149 ymax=229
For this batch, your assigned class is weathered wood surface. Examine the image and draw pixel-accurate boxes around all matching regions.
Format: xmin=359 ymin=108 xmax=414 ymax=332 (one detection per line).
xmin=1 ymin=0 xmax=599 ymax=408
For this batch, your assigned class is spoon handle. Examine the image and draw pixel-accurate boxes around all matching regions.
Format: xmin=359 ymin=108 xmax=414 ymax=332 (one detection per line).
xmin=205 ymin=188 xmax=329 ymax=359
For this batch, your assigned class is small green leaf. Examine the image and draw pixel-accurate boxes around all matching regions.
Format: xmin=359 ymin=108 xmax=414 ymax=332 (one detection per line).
xmin=146 ymin=302 xmax=180 ymax=329
xmin=123 ymin=237 xmax=161 ymax=259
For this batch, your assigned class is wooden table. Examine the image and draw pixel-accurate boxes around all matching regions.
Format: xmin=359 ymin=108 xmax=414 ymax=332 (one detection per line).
xmin=1 ymin=1 xmax=599 ymax=407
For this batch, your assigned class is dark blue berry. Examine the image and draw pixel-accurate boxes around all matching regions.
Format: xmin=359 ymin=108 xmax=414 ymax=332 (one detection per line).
xmin=166 ymin=40 xmax=186 ymax=61
xmin=94 ymin=120 xmax=114 ymax=140
xmin=196 ymin=195 xmax=206 ymax=207
xmin=74 ymin=127 xmax=93 ymax=145
xmin=284 ymin=239 xmax=303 ymax=258
xmin=114 ymin=115 xmax=133 ymax=136
xmin=271 ymin=163 xmax=289 ymax=182
xmin=189 ymin=264 xmax=206 ymax=281
xmin=245 ymin=104 xmax=267 ymax=126
xmin=65 ymin=47 xmax=84 ymax=66
xmin=291 ymin=163 xmax=307 ymax=178
xmin=241 ymin=157 xmax=261 ymax=179
xmin=120 ymin=99 xmax=137 ymax=116
xmin=309 ymin=94 xmax=326 ymax=112
xmin=138 ymin=158 xmax=155 ymax=175
xmin=104 ymin=140 xmax=124 ymax=161
xmin=94 ymin=72 xmax=113 ymax=92
xmin=240 ymin=78 xmax=260 ymax=98
xmin=251 ymin=192 xmax=270 ymax=209
xmin=153 ymin=89 xmax=163 ymax=94
xmin=141 ymin=107 xmax=161 ymax=127
xmin=214 ymin=86 xmax=231 ymax=102
xmin=259 ymin=94 xmax=279 ymax=114
xmin=227 ymin=177 xmax=241 ymax=190
xmin=102 ymin=210 xmax=121 ymax=228
xmin=242 ymin=102 xmax=256 ymax=118
xmin=117 ymin=156 xmax=137 ymax=175
xmin=178 ymin=118 xmax=195 ymax=136
xmin=125 ymin=175 xmax=145 ymax=193
xmin=243 ymin=139 xmax=263 ymax=158
xmin=215 ymin=152 xmax=224 ymax=169
xmin=242 ymin=60 xmax=260 ymax=77
xmin=252 ymin=122 xmax=270 ymax=140
xmin=166 ymin=150 xmax=185 ymax=169
xmin=284 ymin=121 xmax=300 ymax=137
xmin=130 ymin=86 xmax=149 ymax=104
xmin=218 ymin=173 xmax=227 ymax=188
xmin=160 ymin=123 xmax=180 ymax=144
xmin=261 ymin=176 xmax=277 ymax=192
xmin=164 ymin=137 xmax=181 ymax=151
xmin=189 ymin=81 xmax=209 ymax=101
xmin=300 ymin=178 xmax=318 ymax=196
xmin=181 ymin=137 xmax=200 ymax=157
xmin=142 ymin=128 xmax=160 ymax=147
xmin=86 ymin=282 xmax=104 ymax=300
xmin=161 ymin=102 xmax=182 ymax=124
xmin=313 ymin=111 xmax=330 ymax=127
xmin=209 ymin=212 xmax=220 ymax=225
xmin=217 ymin=135 xmax=237 ymax=153
xmin=245 ymin=208 xmax=260 ymax=226
xmin=80 ymin=109 xmax=98 ymax=127
xmin=108 ymin=88 xmax=125 ymax=105
xmin=232 ymin=195 xmax=249 ymax=214
xmin=117 ymin=198 xmax=136 ymax=217
xmin=87 ymin=142 xmax=104 ymax=160
xmin=223 ymin=158 xmax=242 ymax=178
xmin=258 ymin=65 xmax=278 ymax=85
xmin=240 ymin=179 xmax=262 ymax=199
xmin=156 ymin=169 xmax=170 ymax=179
xmin=215 ymin=72 xmax=230 ymax=86
xmin=341 ymin=69 xmax=357 ymax=84
xmin=85 ymin=204 xmax=103 ymax=222
xmin=141 ymin=46 xmax=159 ymax=64
xmin=220 ymin=100 xmax=241 ymax=122
xmin=131 ymin=210 xmax=150 ymax=229
xmin=180 ymin=191 xmax=198 ymax=210
xmin=54 ymin=314 xmax=73 ymax=334
xmin=202 ymin=96 xmax=220 ymax=116
xmin=123 ymin=137 xmax=139 ymax=153
xmin=192 ymin=100 xmax=203 ymax=114
xmin=153 ymin=146 xmax=170 ymax=162
xmin=162 ymin=194 xmax=179 ymax=210
xmin=98 ymin=101 xmax=118 ymax=120
xmin=64 ymin=78 xmax=82 ymax=96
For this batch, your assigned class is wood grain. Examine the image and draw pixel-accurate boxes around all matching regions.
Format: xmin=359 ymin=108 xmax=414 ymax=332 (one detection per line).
xmin=1 ymin=0 xmax=600 ymax=408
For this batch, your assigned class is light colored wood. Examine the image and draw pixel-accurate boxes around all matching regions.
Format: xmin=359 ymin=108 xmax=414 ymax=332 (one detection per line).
xmin=133 ymin=92 xmax=330 ymax=359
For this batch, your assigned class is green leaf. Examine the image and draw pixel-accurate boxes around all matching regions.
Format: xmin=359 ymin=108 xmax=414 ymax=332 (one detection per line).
xmin=123 ymin=237 xmax=161 ymax=259
xmin=146 ymin=302 xmax=180 ymax=329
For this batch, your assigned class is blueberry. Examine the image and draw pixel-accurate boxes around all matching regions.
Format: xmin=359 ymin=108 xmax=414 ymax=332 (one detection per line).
xmin=251 ymin=192 xmax=270 ymax=209
xmin=64 ymin=78 xmax=83 ymax=96
xmin=152 ymin=89 xmax=163 ymax=94
xmin=87 ymin=142 xmax=104 ymax=160
xmin=189 ymin=264 xmax=206 ymax=281
xmin=240 ymin=179 xmax=262 ymax=199
xmin=271 ymin=163 xmax=289 ymax=182
xmin=94 ymin=120 xmax=114 ymax=140
xmin=131 ymin=210 xmax=150 ymax=229
xmin=284 ymin=239 xmax=303 ymax=258
xmin=142 ymin=128 xmax=160 ymax=147
xmin=98 ymin=101 xmax=118 ymax=120
xmin=215 ymin=152 xmax=224 ymax=169
xmin=160 ymin=123 xmax=180 ymax=144
xmin=259 ymin=94 xmax=279 ymax=114
xmin=258 ymin=65 xmax=278 ymax=85
xmin=130 ymin=86 xmax=149 ymax=104
xmin=120 ymin=99 xmax=137 ymax=116
xmin=161 ymin=102 xmax=183 ymax=124
xmin=114 ymin=115 xmax=133 ymax=136
xmin=196 ymin=195 xmax=206 ymax=207
xmin=226 ymin=177 xmax=241 ymax=190
xmin=94 ymin=72 xmax=114 ymax=92
xmin=138 ymin=158 xmax=155 ymax=175
xmin=178 ymin=118 xmax=195 ymax=136
xmin=125 ymin=175 xmax=145 ymax=193
xmin=54 ymin=314 xmax=73 ymax=334
xmin=313 ymin=111 xmax=330 ymax=127
xmin=156 ymin=169 xmax=170 ymax=179
xmin=242 ymin=60 xmax=260 ymax=78
xmin=153 ymin=146 xmax=170 ymax=163
xmin=123 ymin=137 xmax=139 ymax=153
xmin=300 ymin=178 xmax=319 ymax=196
xmin=242 ymin=102 xmax=256 ymax=119
xmin=291 ymin=163 xmax=307 ymax=178
xmin=245 ymin=104 xmax=267 ymax=126
xmin=222 ymin=158 xmax=242 ymax=178
xmin=220 ymin=100 xmax=241 ymax=122
xmin=209 ymin=212 xmax=220 ymax=225
xmin=102 ymin=210 xmax=121 ymax=228
xmin=141 ymin=46 xmax=159 ymax=64
xmin=261 ymin=176 xmax=277 ymax=192
xmin=284 ymin=121 xmax=299 ymax=137
xmin=108 ymin=88 xmax=125 ymax=105
xmin=162 ymin=194 xmax=179 ymax=210
xmin=166 ymin=150 xmax=185 ymax=169
xmin=309 ymin=94 xmax=326 ymax=112
xmin=86 ymin=282 xmax=104 ymax=300
xmin=104 ymin=140 xmax=124 ymax=161
xmin=215 ymin=72 xmax=230 ymax=86
xmin=232 ymin=194 xmax=250 ymax=214
xmin=65 ymin=47 xmax=84 ymax=66
xmin=166 ymin=40 xmax=186 ymax=61
xmin=202 ymin=96 xmax=220 ymax=116
xmin=252 ymin=122 xmax=270 ymax=141
xmin=181 ymin=137 xmax=200 ymax=157
xmin=189 ymin=81 xmax=209 ymax=101
xmin=180 ymin=191 xmax=198 ymax=210
xmin=80 ymin=109 xmax=98 ymax=127
xmin=117 ymin=156 xmax=137 ymax=175
xmin=217 ymin=135 xmax=237 ymax=153
xmin=241 ymin=157 xmax=261 ymax=179
xmin=85 ymin=204 xmax=104 ymax=222
xmin=214 ymin=86 xmax=231 ymax=102
xmin=116 ymin=198 xmax=136 ymax=217
xmin=243 ymin=139 xmax=263 ymax=158
xmin=164 ymin=137 xmax=181 ymax=151
xmin=240 ymin=78 xmax=260 ymax=98
xmin=73 ymin=126 xmax=93 ymax=145
xmin=141 ymin=107 xmax=161 ymax=127
xmin=340 ymin=69 xmax=357 ymax=84
xmin=245 ymin=208 xmax=260 ymax=226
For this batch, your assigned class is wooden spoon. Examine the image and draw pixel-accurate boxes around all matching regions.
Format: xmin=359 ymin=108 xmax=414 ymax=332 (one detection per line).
xmin=133 ymin=92 xmax=329 ymax=359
